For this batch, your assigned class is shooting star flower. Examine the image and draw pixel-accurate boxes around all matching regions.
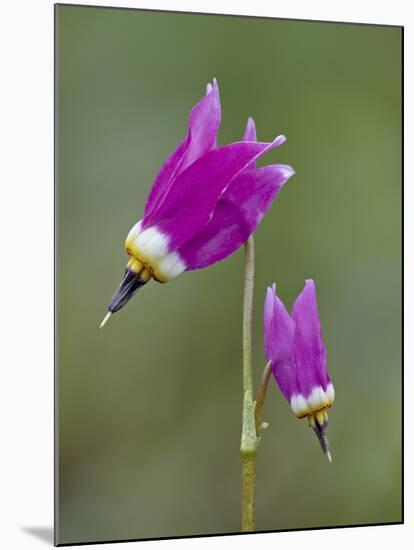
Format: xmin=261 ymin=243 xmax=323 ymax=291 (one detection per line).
xmin=264 ymin=280 xmax=335 ymax=461
xmin=101 ymin=79 xmax=294 ymax=327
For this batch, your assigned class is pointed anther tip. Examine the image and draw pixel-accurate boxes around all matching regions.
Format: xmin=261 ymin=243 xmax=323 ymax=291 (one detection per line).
xmin=99 ymin=311 xmax=112 ymax=329
xmin=326 ymin=451 xmax=333 ymax=463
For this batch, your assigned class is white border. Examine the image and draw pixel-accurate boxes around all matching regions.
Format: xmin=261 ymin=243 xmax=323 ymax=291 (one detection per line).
xmin=0 ymin=1 xmax=410 ymax=548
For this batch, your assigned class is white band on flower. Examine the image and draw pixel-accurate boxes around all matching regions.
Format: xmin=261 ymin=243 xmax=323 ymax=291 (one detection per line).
xmin=290 ymin=382 xmax=335 ymax=418
xmin=125 ymin=221 xmax=187 ymax=282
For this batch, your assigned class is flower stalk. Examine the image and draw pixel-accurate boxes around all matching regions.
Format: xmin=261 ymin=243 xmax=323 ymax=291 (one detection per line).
xmin=240 ymin=236 xmax=258 ymax=532
xmin=254 ymin=360 xmax=272 ymax=435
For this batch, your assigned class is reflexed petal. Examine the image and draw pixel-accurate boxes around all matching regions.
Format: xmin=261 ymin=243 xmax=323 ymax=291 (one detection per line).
xmin=243 ymin=116 xmax=257 ymax=142
xmin=180 ymin=164 xmax=294 ymax=269
xmin=143 ymin=137 xmax=286 ymax=250
xmin=291 ymin=280 xmax=331 ymax=396
xmin=264 ymin=284 xmax=296 ymax=402
xmin=181 ymin=78 xmax=221 ymax=169
xmin=144 ymin=79 xmax=221 ymax=219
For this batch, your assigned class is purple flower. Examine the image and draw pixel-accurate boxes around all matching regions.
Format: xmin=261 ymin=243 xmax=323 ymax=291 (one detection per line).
xmin=264 ymin=280 xmax=335 ymax=460
xmin=104 ymin=79 xmax=294 ymax=319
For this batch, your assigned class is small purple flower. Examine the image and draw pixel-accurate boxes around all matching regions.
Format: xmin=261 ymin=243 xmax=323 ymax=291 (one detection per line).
xmin=103 ymin=79 xmax=294 ymax=320
xmin=264 ymin=280 xmax=335 ymax=460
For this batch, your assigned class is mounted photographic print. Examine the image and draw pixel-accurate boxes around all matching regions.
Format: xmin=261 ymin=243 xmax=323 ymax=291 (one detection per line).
xmin=55 ymin=3 xmax=403 ymax=545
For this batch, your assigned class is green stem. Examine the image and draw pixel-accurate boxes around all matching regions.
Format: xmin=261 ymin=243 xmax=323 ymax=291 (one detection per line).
xmin=242 ymin=237 xmax=254 ymax=397
xmin=254 ymin=361 xmax=272 ymax=435
xmin=240 ymin=236 xmax=257 ymax=532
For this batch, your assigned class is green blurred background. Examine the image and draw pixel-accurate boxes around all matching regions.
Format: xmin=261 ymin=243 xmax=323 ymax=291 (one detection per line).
xmin=56 ymin=5 xmax=402 ymax=545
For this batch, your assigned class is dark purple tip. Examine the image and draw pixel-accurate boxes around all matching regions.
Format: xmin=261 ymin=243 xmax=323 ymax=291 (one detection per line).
xmin=311 ymin=417 xmax=331 ymax=459
xmin=108 ymin=269 xmax=147 ymax=314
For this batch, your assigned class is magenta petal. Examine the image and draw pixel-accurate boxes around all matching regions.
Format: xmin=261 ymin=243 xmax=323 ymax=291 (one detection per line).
xmin=180 ymin=164 xmax=294 ymax=269
xmin=291 ymin=280 xmax=330 ymax=396
xmin=143 ymin=136 xmax=189 ymax=219
xmin=264 ymin=284 xmax=297 ymax=402
xmin=144 ymin=79 xmax=221 ymax=219
xmin=180 ymin=78 xmax=221 ymax=170
xmin=143 ymin=138 xmax=285 ymax=250
xmin=243 ymin=117 xmax=257 ymax=142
